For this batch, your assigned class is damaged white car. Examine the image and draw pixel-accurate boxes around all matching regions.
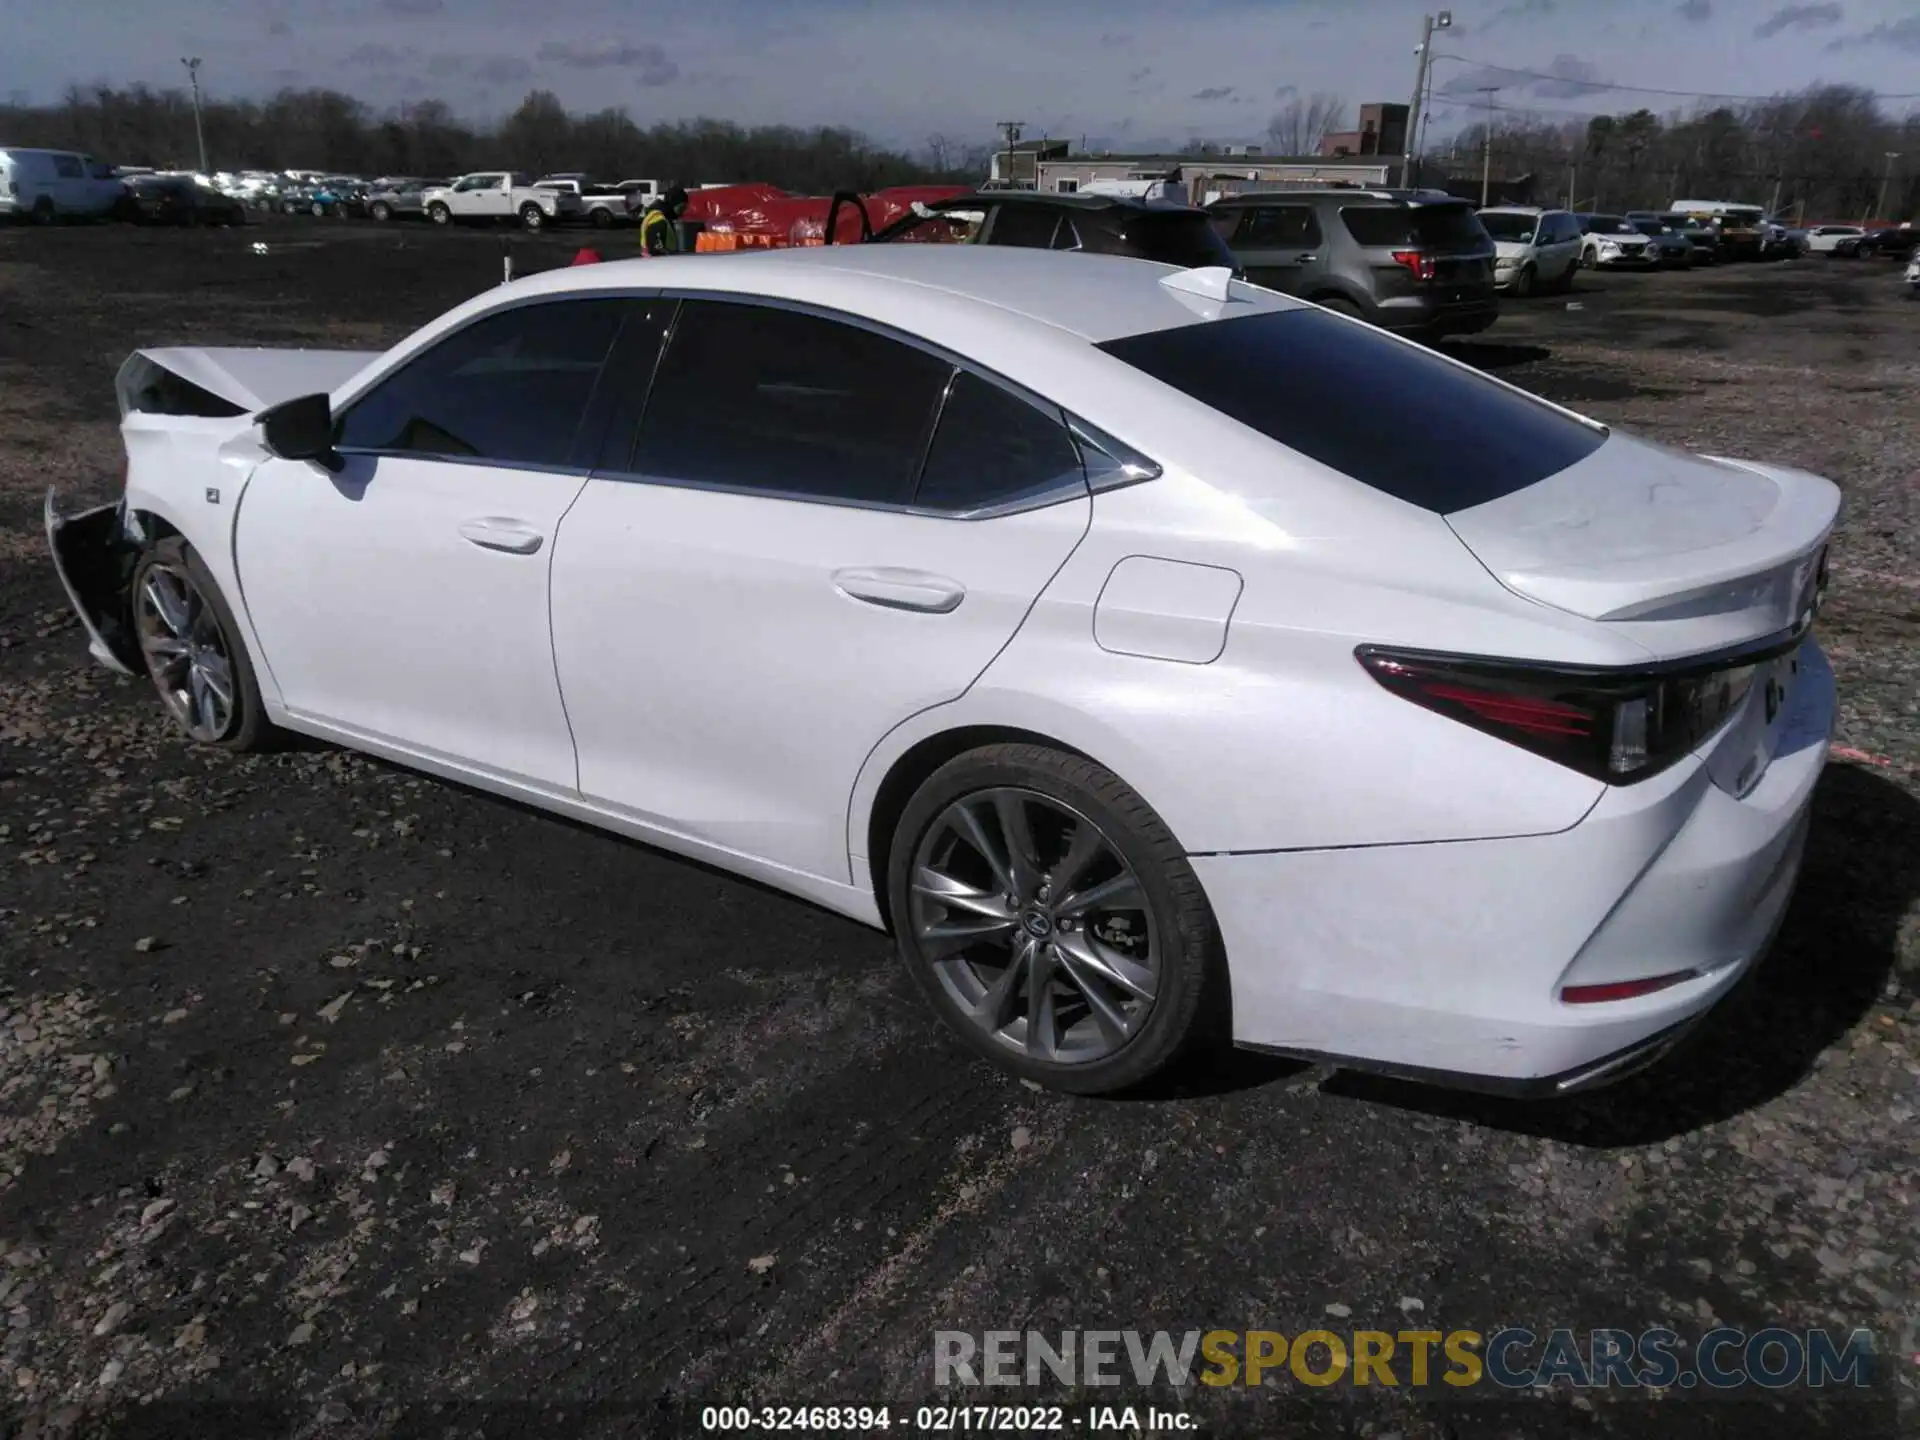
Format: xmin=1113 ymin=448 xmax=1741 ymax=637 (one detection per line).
xmin=49 ymin=247 xmax=1839 ymax=1097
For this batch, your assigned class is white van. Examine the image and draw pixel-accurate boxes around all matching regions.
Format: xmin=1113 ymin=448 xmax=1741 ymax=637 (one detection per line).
xmin=0 ymin=147 xmax=126 ymax=220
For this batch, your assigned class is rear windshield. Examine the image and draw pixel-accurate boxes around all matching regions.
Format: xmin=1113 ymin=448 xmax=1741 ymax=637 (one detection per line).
xmin=1340 ymin=203 xmax=1488 ymax=250
xmin=1114 ymin=209 xmax=1239 ymax=269
xmin=1096 ymin=309 xmax=1606 ymax=513
xmin=1476 ymin=212 xmax=1539 ymax=241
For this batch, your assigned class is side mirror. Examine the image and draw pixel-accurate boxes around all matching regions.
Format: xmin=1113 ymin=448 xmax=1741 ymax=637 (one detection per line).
xmin=257 ymin=392 xmax=341 ymax=472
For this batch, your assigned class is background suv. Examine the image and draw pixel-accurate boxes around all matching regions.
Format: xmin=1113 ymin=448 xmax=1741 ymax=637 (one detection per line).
xmin=1207 ymin=188 xmax=1497 ymax=340
xmin=1476 ymin=206 xmax=1582 ymax=296
xmin=870 ymin=191 xmax=1238 ymax=271
xmin=1576 ymin=214 xmax=1659 ymax=268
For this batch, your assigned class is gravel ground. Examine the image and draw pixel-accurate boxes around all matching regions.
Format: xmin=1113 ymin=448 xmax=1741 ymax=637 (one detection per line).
xmin=0 ymin=220 xmax=1916 ymax=1439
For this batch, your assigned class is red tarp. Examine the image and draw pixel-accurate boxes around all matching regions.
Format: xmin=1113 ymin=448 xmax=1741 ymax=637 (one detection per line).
xmin=689 ymin=183 xmax=976 ymax=246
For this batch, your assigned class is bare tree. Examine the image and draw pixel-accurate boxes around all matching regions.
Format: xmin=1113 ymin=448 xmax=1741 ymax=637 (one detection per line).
xmin=1266 ymin=92 xmax=1348 ymax=156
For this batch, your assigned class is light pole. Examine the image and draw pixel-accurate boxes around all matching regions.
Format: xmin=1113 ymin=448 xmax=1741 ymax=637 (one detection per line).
xmin=181 ymin=57 xmax=208 ymax=176
xmin=1478 ymin=86 xmax=1499 ymax=206
xmin=1873 ymin=151 xmax=1899 ymax=226
xmin=1401 ymin=10 xmax=1451 ymax=189
xmin=996 ymin=120 xmax=1024 ymax=189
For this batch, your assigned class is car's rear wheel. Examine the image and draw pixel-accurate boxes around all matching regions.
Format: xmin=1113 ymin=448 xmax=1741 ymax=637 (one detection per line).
xmin=1312 ymin=295 xmax=1363 ymax=321
xmin=130 ymin=537 xmax=274 ymax=751
xmin=590 ymin=206 xmax=612 ymax=229
xmin=31 ymin=196 xmax=55 ymax=224
xmin=519 ymin=203 xmax=545 ymax=231
xmin=888 ymin=743 xmax=1224 ymax=1095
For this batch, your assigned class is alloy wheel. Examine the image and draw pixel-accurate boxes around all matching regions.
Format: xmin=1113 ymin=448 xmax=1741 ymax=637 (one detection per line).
xmin=908 ymin=787 xmax=1158 ymax=1065
xmin=133 ymin=562 xmax=237 ymax=742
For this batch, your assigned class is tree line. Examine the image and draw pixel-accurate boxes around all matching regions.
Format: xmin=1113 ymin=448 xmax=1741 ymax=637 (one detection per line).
xmin=1419 ymin=84 xmax=1918 ymax=223
xmin=0 ymin=84 xmax=992 ymax=193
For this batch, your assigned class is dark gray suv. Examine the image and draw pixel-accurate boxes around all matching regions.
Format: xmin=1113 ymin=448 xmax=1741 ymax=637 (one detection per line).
xmin=1206 ymin=188 xmax=1498 ymax=340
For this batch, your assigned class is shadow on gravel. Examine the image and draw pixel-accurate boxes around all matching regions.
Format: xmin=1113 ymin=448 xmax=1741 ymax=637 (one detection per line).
xmin=1318 ymin=763 xmax=1917 ymax=1146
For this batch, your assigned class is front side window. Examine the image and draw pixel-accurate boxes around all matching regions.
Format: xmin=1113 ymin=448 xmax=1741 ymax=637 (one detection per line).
xmin=633 ymin=300 xmax=951 ymax=506
xmin=914 ymin=371 xmax=1084 ymax=513
xmin=335 ymin=299 xmax=627 ymax=467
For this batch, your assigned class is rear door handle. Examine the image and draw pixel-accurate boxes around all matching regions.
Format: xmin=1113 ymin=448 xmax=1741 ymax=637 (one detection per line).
xmin=458 ymin=517 xmax=544 ymax=555
xmin=832 ymin=566 xmax=966 ymax=614
xmin=1295 ymin=254 xmax=1317 ymax=262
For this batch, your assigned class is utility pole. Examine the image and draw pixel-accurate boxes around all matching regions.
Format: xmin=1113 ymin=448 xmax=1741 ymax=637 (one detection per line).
xmin=180 ymin=57 xmax=208 ymax=175
xmin=1401 ymin=11 xmax=1451 ymax=189
xmin=995 ymin=120 xmax=1024 ymax=189
xmin=1478 ymin=87 xmax=1498 ymax=207
xmin=1873 ymin=151 xmax=1899 ymax=225
xmin=1565 ymin=161 xmax=1576 ymax=211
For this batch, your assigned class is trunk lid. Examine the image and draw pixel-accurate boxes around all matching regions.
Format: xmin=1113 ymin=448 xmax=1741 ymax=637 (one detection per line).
xmin=1445 ymin=431 xmax=1840 ymax=656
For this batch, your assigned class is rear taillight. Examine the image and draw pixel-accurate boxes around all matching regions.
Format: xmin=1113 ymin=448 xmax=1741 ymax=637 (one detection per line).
xmin=1390 ymin=249 xmax=1437 ymax=281
xmin=1356 ymin=647 xmax=1764 ymax=783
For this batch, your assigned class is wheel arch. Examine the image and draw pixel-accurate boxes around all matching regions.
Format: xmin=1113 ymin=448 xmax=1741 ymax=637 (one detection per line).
xmin=858 ymin=722 xmax=1102 ymax=933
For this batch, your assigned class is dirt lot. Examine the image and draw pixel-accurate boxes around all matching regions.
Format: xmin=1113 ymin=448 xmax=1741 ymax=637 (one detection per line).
xmin=1 ymin=219 xmax=1916 ymax=1439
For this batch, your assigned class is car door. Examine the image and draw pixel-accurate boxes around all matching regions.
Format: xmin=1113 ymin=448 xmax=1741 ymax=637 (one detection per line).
xmin=234 ymin=295 xmax=633 ymax=791
xmin=548 ymin=296 xmax=1093 ymax=884
xmin=1544 ymin=214 xmax=1581 ymax=277
xmin=1228 ymin=204 xmax=1325 ymax=294
xmin=449 ymin=175 xmax=493 ymax=217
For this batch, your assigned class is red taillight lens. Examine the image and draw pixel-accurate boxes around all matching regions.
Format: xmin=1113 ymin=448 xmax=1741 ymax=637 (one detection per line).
xmin=1561 ymin=971 xmax=1696 ymax=1004
xmin=1390 ymin=249 xmax=1437 ymax=281
xmin=1357 ymin=647 xmax=1766 ymax=784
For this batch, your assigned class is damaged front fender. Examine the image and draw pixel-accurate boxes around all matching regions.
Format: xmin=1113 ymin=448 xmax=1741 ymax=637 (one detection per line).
xmin=45 ymin=488 xmax=142 ymax=676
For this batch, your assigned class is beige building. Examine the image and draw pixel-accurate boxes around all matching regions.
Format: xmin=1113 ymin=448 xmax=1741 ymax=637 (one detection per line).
xmin=1033 ymin=152 xmax=1399 ymax=204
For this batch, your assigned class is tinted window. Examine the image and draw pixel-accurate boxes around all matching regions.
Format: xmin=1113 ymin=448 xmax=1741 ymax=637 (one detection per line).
xmin=1112 ymin=210 xmax=1239 ymax=268
xmin=1586 ymin=216 xmax=1636 ymax=235
xmin=1341 ymin=203 xmax=1487 ymax=249
xmin=1476 ymin=212 xmax=1538 ymax=242
xmin=53 ymin=153 xmax=83 ymax=179
xmin=336 ymin=299 xmax=626 ymax=466
xmin=915 ymin=371 xmax=1084 ymax=513
xmin=1097 ymin=309 xmax=1606 ymax=513
xmin=987 ymin=205 xmax=1062 ymax=248
xmin=1051 ymin=216 xmax=1083 ymax=250
xmin=1234 ymin=205 xmax=1322 ymax=247
xmin=634 ymin=300 xmax=950 ymax=506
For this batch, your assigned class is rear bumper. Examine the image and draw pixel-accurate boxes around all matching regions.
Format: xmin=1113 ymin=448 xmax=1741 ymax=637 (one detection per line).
xmin=1198 ymin=639 xmax=1834 ymax=1093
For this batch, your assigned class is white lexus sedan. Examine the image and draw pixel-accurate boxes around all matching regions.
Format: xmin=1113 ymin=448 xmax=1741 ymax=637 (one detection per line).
xmin=47 ymin=246 xmax=1838 ymax=1098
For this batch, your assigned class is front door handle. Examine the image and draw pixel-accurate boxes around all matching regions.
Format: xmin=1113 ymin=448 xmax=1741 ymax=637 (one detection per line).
xmin=1295 ymin=253 xmax=1317 ymax=263
xmin=458 ymin=518 xmax=544 ymax=555
xmin=832 ymin=566 xmax=966 ymax=614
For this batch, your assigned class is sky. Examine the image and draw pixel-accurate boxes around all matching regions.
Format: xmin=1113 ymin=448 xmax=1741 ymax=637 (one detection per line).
xmin=3 ymin=0 xmax=1919 ymax=152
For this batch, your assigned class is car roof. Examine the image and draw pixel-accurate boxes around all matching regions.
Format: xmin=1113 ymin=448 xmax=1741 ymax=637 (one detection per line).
xmin=934 ymin=190 xmax=1206 ymax=216
xmin=495 ymin=244 xmax=1306 ymax=345
xmin=1479 ymin=206 xmax=1549 ymax=214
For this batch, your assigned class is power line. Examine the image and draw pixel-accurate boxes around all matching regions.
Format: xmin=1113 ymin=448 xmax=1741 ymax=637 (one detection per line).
xmin=1430 ymin=52 xmax=1920 ymax=102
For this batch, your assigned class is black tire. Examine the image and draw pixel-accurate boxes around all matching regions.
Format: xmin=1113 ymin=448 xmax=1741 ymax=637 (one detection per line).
xmin=31 ymin=196 xmax=55 ymax=225
xmin=1512 ymin=263 xmax=1536 ymax=299
xmin=888 ymin=743 xmax=1226 ymax=1096
xmin=129 ymin=537 xmax=276 ymax=752
xmin=427 ymin=201 xmax=451 ymax=225
xmin=589 ymin=206 xmax=612 ymax=229
xmin=370 ymin=201 xmax=392 ymax=222
xmin=519 ymin=203 xmax=545 ymax=231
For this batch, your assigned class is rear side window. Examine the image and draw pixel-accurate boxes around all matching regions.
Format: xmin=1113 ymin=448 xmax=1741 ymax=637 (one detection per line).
xmin=53 ymin=153 xmax=84 ymax=179
xmin=1097 ymin=309 xmax=1606 ymax=513
xmin=634 ymin=300 xmax=951 ymax=506
xmin=1341 ymin=204 xmax=1487 ymax=250
xmin=915 ymin=371 xmax=1085 ymax=513
xmin=336 ymin=298 xmax=627 ymax=467
xmin=1112 ymin=210 xmax=1239 ymax=268
xmin=986 ymin=205 xmax=1062 ymax=248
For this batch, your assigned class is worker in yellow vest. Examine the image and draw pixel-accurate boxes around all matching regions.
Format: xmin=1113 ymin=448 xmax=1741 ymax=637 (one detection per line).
xmin=641 ymin=186 xmax=689 ymax=256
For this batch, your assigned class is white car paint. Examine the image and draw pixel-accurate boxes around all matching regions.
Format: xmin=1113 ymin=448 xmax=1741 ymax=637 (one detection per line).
xmin=422 ymin=171 xmax=578 ymax=224
xmin=51 ymin=246 xmax=1840 ymax=1093
xmin=1477 ymin=206 xmax=1583 ymax=291
xmin=0 ymin=147 xmax=124 ymax=218
xmin=1804 ymin=225 xmax=1865 ymax=254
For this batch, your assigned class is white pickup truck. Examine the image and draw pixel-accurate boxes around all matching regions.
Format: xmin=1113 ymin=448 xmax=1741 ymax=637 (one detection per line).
xmin=422 ymin=171 xmax=581 ymax=231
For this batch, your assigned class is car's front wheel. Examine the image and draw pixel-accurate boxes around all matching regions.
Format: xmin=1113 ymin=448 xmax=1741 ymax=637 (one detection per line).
xmin=130 ymin=537 xmax=274 ymax=751
xmin=1511 ymin=263 xmax=1536 ymax=298
xmin=888 ymin=743 xmax=1224 ymax=1095
xmin=370 ymin=201 xmax=392 ymax=222
xmin=427 ymin=202 xmax=451 ymax=225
